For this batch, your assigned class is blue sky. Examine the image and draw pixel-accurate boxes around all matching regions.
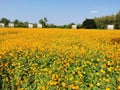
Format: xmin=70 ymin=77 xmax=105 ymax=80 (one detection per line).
xmin=0 ymin=0 xmax=120 ymax=25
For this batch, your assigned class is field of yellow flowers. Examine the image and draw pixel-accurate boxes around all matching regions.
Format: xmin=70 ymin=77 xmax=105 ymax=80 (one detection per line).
xmin=0 ymin=28 xmax=120 ymax=90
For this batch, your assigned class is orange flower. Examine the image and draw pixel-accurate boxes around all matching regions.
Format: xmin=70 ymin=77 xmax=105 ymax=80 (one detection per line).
xmin=62 ymin=82 xmax=66 ymax=88
xmin=0 ymin=55 xmax=2 ymax=59
xmin=69 ymin=84 xmax=79 ymax=90
xmin=52 ymin=74 xmax=58 ymax=81
xmin=118 ymin=86 xmax=120 ymax=90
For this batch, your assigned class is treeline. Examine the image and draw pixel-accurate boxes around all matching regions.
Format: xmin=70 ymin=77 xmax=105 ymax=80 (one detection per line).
xmin=82 ymin=11 xmax=120 ymax=29
xmin=0 ymin=18 xmax=29 ymax=28
xmin=93 ymin=11 xmax=120 ymax=29
xmin=0 ymin=17 xmax=81 ymax=28
xmin=0 ymin=11 xmax=120 ymax=29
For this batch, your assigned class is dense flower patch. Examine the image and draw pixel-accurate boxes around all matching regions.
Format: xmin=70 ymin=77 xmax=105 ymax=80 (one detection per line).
xmin=0 ymin=28 xmax=120 ymax=90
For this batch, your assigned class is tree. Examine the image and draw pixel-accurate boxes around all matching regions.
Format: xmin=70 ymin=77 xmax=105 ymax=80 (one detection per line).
xmin=13 ymin=19 xmax=29 ymax=28
xmin=13 ymin=19 xmax=25 ymax=28
xmin=66 ymin=23 xmax=75 ymax=29
xmin=14 ymin=19 xmax=19 ymax=27
xmin=47 ymin=23 xmax=57 ymax=28
xmin=33 ymin=23 xmax=37 ymax=28
xmin=23 ymin=22 xmax=29 ymax=28
xmin=94 ymin=15 xmax=116 ymax=29
xmin=0 ymin=18 xmax=10 ymax=27
xmin=77 ymin=24 xmax=82 ymax=29
xmin=115 ymin=11 xmax=120 ymax=29
xmin=39 ymin=17 xmax=48 ymax=28
xmin=82 ymin=19 xmax=97 ymax=29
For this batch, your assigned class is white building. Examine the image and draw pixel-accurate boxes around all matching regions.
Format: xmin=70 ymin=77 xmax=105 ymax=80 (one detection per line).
xmin=0 ymin=23 xmax=5 ymax=28
xmin=28 ymin=24 xmax=33 ymax=28
xmin=107 ymin=25 xmax=114 ymax=30
xmin=37 ymin=24 xmax=42 ymax=28
xmin=9 ymin=23 xmax=14 ymax=28
xmin=72 ymin=25 xmax=77 ymax=29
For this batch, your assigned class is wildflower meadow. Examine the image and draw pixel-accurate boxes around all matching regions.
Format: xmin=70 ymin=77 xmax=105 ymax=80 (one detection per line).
xmin=0 ymin=28 xmax=120 ymax=90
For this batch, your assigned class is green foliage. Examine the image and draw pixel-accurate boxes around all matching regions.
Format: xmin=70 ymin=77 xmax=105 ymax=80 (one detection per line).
xmin=94 ymin=15 xmax=116 ymax=29
xmin=115 ymin=11 xmax=120 ymax=29
xmin=23 ymin=22 xmax=29 ymax=28
xmin=0 ymin=18 xmax=10 ymax=27
xmin=57 ymin=23 xmax=75 ymax=29
xmin=47 ymin=24 xmax=57 ymax=28
xmin=33 ymin=24 xmax=37 ymax=28
xmin=39 ymin=17 xmax=48 ymax=28
xmin=93 ymin=11 xmax=120 ymax=29
xmin=14 ymin=20 xmax=29 ymax=28
xmin=77 ymin=24 xmax=82 ymax=29
xmin=66 ymin=23 xmax=75 ymax=29
xmin=82 ymin=19 xmax=97 ymax=29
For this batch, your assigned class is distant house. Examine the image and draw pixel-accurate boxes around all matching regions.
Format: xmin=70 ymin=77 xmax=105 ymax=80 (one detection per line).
xmin=72 ymin=25 xmax=77 ymax=29
xmin=0 ymin=23 xmax=5 ymax=28
xmin=28 ymin=24 xmax=33 ymax=28
xmin=37 ymin=24 xmax=42 ymax=28
xmin=107 ymin=25 xmax=114 ymax=30
xmin=9 ymin=23 xmax=14 ymax=28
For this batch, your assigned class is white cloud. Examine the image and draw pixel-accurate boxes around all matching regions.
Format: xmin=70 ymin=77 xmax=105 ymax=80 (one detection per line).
xmin=90 ymin=10 xmax=99 ymax=14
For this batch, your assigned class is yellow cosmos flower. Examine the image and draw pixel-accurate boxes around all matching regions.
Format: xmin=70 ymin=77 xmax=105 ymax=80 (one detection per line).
xmin=96 ymin=72 xmax=99 ymax=76
xmin=9 ymin=52 xmax=14 ymax=56
xmin=89 ymin=84 xmax=94 ymax=88
xmin=106 ymin=87 xmax=110 ymax=90
xmin=6 ymin=77 xmax=8 ymax=81
xmin=100 ymin=69 xmax=106 ymax=74
xmin=0 ymin=55 xmax=2 ymax=58
xmin=117 ymin=78 xmax=120 ymax=82
xmin=48 ymin=81 xmax=57 ymax=86
xmin=105 ymin=79 xmax=110 ymax=83
xmin=107 ymin=61 xmax=111 ymax=66
xmin=107 ymin=67 xmax=113 ymax=72
xmin=52 ymin=74 xmax=58 ymax=80
xmin=69 ymin=84 xmax=79 ymax=90
xmin=96 ymin=82 xmax=101 ymax=87
xmin=118 ymin=86 xmax=120 ymax=90
xmin=62 ymin=82 xmax=66 ymax=88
